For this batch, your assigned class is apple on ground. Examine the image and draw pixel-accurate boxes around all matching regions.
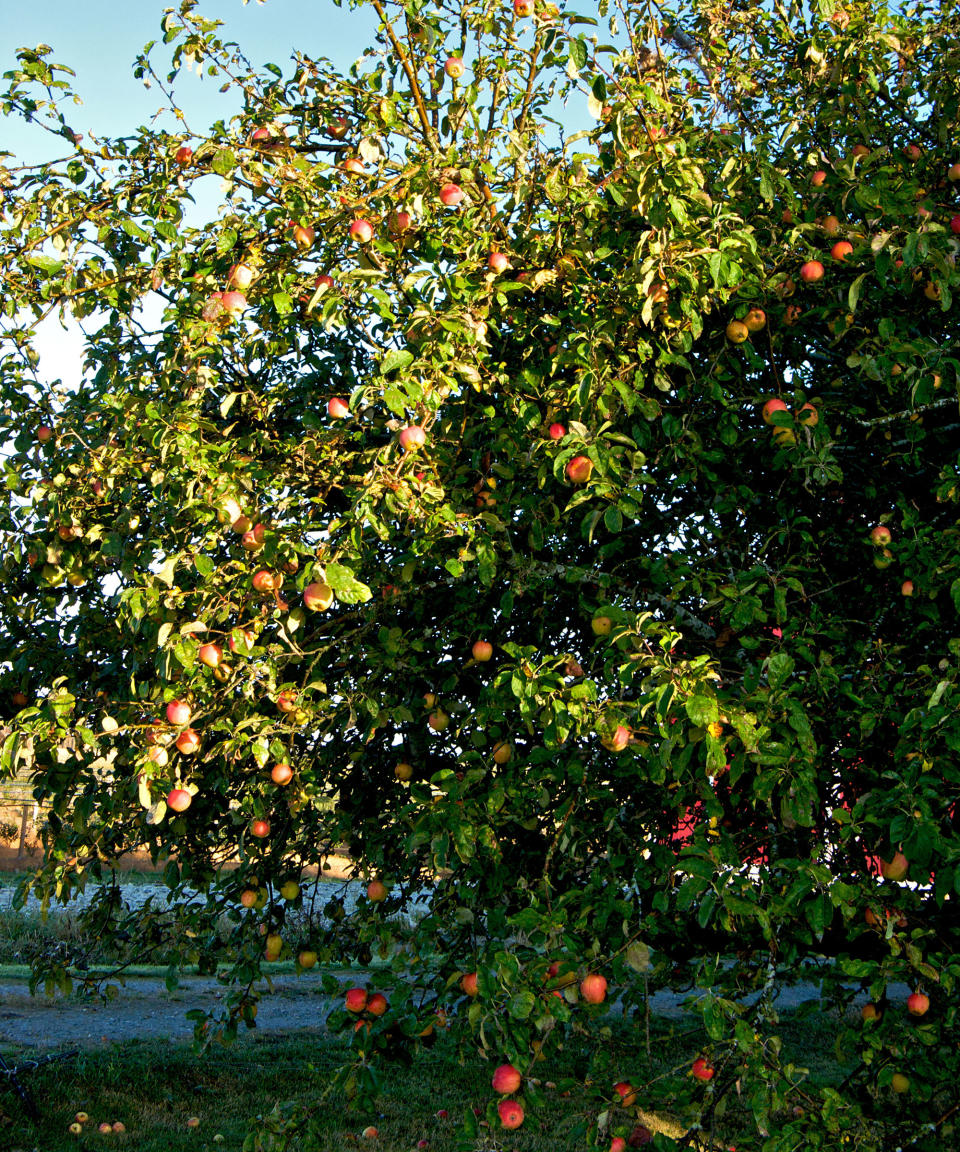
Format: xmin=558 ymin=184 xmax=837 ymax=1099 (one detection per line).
xmin=98 ymin=1121 xmax=114 ymax=1134
xmin=76 ymin=1112 xmax=89 ymax=1124
xmin=186 ymin=1116 xmax=200 ymax=1128
xmin=498 ymin=1100 xmax=524 ymax=1129
xmin=69 ymin=1122 xmax=83 ymax=1134
xmin=112 ymin=1122 xmax=126 ymax=1133
xmin=361 ymin=1127 xmax=379 ymax=1139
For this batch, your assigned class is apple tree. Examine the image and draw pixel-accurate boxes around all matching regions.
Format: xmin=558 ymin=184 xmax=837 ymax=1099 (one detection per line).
xmin=2 ymin=0 xmax=960 ymax=1147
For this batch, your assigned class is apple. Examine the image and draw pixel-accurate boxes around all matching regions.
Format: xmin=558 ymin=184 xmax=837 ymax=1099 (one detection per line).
xmin=367 ymin=992 xmax=389 ymax=1016
xmin=239 ymin=889 xmax=258 ymax=908
xmin=907 ymin=991 xmax=929 ymax=1016
xmin=326 ymin=116 xmax=349 ymax=139
xmin=951 ymin=215 xmax=960 ymax=235
xmin=292 ymin=223 xmax=315 ymax=249
xmin=69 ymin=1122 xmax=83 ymax=1135
xmin=901 ymin=580 xmax=914 ymax=597
xmin=492 ymin=1064 xmax=522 ymax=1094
xmin=948 ymin=163 xmax=960 ymax=182
xmin=242 ymin=523 xmax=266 ymax=550
xmin=367 ymin=879 xmax=388 ymax=902
xmin=861 ymin=1002 xmax=881 ymax=1021
xmin=891 ymin=1072 xmax=910 ymax=1094
xmin=250 ymin=819 xmax=270 ymax=838
xmin=810 ymin=169 xmax=827 ymax=187
xmin=428 ymin=710 xmax=450 ymax=731
xmin=229 ymin=629 xmax=255 ymax=654
xmin=394 ymin=762 xmax=414 ymax=781
xmin=349 ymin=219 xmax=374 ymax=243
xmin=280 ymin=880 xmax=300 ymax=901
xmin=548 ymin=422 xmax=566 ymax=440
xmin=249 ymin=126 xmax=275 ymax=145
xmin=345 ymin=987 xmax=368 ymax=1013
xmin=276 ymin=690 xmax=298 ymax=712
xmin=580 ymin=973 xmax=608 ymax=1003
xmin=271 ymin=762 xmax=293 ymax=785
xmin=186 ymin=1116 xmax=201 ymax=1128
xmin=472 ymin=640 xmax=493 ymax=662
xmin=328 ymin=397 xmax=350 ymax=419
xmin=147 ymin=745 xmax=169 ymax=767
xmin=497 ymin=1100 xmax=524 ymax=1129
xmin=230 ymin=513 xmax=252 ymax=534
xmin=691 ymin=1057 xmax=714 ymax=1081
xmin=903 ymin=144 xmax=922 ymax=161
xmin=744 ymin=308 xmax=766 ymax=332
xmin=252 ymin=569 xmax=279 ymax=593
xmin=439 ymin=183 xmax=464 ymax=207
xmin=76 ymin=1112 xmax=89 ymax=1124
xmin=627 ymin=1125 xmax=652 ymax=1145
xmin=566 ymin=455 xmax=593 ymax=483
xmin=227 ymin=263 xmax=254 ymax=291
xmin=725 ymin=320 xmax=749 ymax=344
xmin=423 ymin=692 xmax=438 ymax=709
xmin=112 ymin=1122 xmax=126 ymax=1133
xmin=12 ymin=691 xmax=28 ymax=709
xmin=852 ymin=144 xmax=871 ymax=158
xmin=298 ymin=950 xmax=317 ymax=969
xmin=820 ymin=215 xmax=840 ymax=235
xmin=493 ymin=741 xmax=513 ymax=764
xmin=361 ymin=1127 xmax=379 ymax=1139
xmin=797 ymin=402 xmax=819 ymax=426
xmin=870 ymin=525 xmax=892 ymax=546
xmin=799 ymin=260 xmax=825 ymax=283
xmin=174 ymin=145 xmax=193 ymax=165
xmin=399 ymin=426 xmax=427 ymax=452
xmin=488 ymin=251 xmax=510 ymax=273
xmin=163 ymin=699 xmax=191 ymax=728
xmin=461 ymin=972 xmax=479 ymax=996
xmin=444 ymin=57 xmax=465 ymax=78
xmin=167 ymin=787 xmax=192 ymax=813
xmin=220 ymin=290 xmax=247 ymax=316
xmin=389 ymin=210 xmax=413 ymax=234
xmin=603 ymin=724 xmax=631 ymax=752
xmin=99 ymin=1121 xmax=114 ymax=1134
xmin=341 ymin=157 xmax=365 ymax=175
xmin=924 ymin=281 xmax=941 ymax=301
xmin=614 ymin=1081 xmax=637 ymax=1106
xmin=592 ymin=615 xmax=612 ymax=635
xmin=880 ymin=851 xmax=909 ymax=881
xmin=304 ymin=582 xmax=334 ymax=611
xmin=831 ymin=240 xmax=853 ymax=261
xmin=610 ymin=1139 xmax=627 ymax=1152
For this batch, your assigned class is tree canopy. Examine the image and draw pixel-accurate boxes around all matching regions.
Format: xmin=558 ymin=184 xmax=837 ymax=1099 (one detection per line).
xmin=2 ymin=0 xmax=960 ymax=1147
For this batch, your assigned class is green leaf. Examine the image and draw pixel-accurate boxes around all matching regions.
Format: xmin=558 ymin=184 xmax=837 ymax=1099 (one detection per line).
xmin=325 ymin=562 xmax=372 ymax=604
xmin=211 ymin=148 xmax=236 ymax=176
xmin=381 ymin=349 xmax=415 ymax=376
xmin=685 ymin=694 xmax=718 ymax=727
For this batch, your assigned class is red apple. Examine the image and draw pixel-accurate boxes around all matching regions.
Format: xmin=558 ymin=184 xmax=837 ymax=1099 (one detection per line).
xmin=830 ymin=240 xmax=853 ymax=262
xmin=907 ymin=991 xmax=929 ymax=1016
xmin=250 ymin=819 xmax=270 ymax=839
xmin=810 ymin=169 xmax=827 ymax=187
xmin=498 ymin=1100 xmax=524 ymax=1130
xmin=614 ymin=1081 xmax=637 ymax=1106
xmin=341 ymin=157 xmax=365 ymax=175
xmin=870 ymin=525 xmax=892 ymax=546
xmin=610 ymin=1139 xmax=627 ymax=1152
xmin=242 ymin=523 xmax=266 ymax=551
xmin=691 ymin=1057 xmax=714 ymax=1082
xmin=327 ymin=396 xmax=350 ymax=420
xmin=326 ymin=116 xmax=349 ymax=140
xmin=367 ymin=992 xmax=389 ymax=1016
xmin=220 ymin=290 xmax=247 ymax=316
xmin=444 ymin=57 xmax=465 ymax=79
xmin=901 ymin=580 xmax=914 ymax=597
xmin=951 ymin=215 xmax=960 ymax=235
xmin=174 ymin=145 xmax=194 ymax=165
xmin=304 ymin=582 xmax=335 ymax=611
xmin=399 ymin=426 xmax=427 ymax=452
xmin=566 ymin=455 xmax=593 ymax=483
xmin=367 ymin=879 xmax=388 ymax=902
xmin=349 ymin=218 xmax=374 ymax=243
xmin=227 ymin=263 xmax=254 ymax=291
xmin=603 ymin=724 xmax=631 ymax=753
xmin=176 ymin=728 xmax=201 ymax=754
xmin=361 ymin=1127 xmax=379 ymax=1139
xmin=292 ymin=223 xmax=316 ymax=249
xmin=580 ymin=973 xmax=608 ymax=1003
xmin=252 ymin=569 xmax=279 ymax=593
xmin=271 ymin=762 xmax=293 ymax=785
xmin=428 ymin=710 xmax=450 ymax=731
xmin=797 ymin=402 xmax=819 ymax=426
xmin=903 ymin=143 xmax=922 ymax=161
xmin=198 ymin=643 xmax=222 ymax=668
xmin=820 ymin=214 xmax=840 ymax=235
xmin=439 ymin=183 xmax=464 ymax=207
xmin=800 ymin=260 xmax=825 ymax=283
xmin=166 ymin=699 xmax=192 ymax=726
xmin=880 ymin=851 xmax=909 ymax=881
xmin=345 ymin=987 xmax=368 ymax=1013
xmin=548 ymin=422 xmax=566 ymax=440
xmin=36 ymin=423 xmax=54 ymax=443
xmin=488 ymin=251 xmax=510 ymax=273
xmin=492 ymin=1064 xmax=522 ymax=1094
xmin=762 ymin=397 xmax=789 ymax=424
xmin=276 ymin=690 xmax=297 ymax=713
xmin=389 ymin=210 xmax=413 ymax=234
xmin=461 ymin=972 xmax=479 ymax=996
xmin=472 ymin=640 xmax=493 ymax=662
xmin=167 ymin=787 xmax=192 ymax=813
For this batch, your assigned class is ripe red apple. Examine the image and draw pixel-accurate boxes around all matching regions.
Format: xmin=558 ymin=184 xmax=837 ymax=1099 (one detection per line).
xmin=367 ymin=992 xmax=389 ymax=1016
xmin=242 ymin=523 xmax=266 ymax=550
xmin=276 ymin=690 xmax=298 ymax=712
xmin=810 ymin=169 xmax=827 ymax=187
xmin=167 ymin=787 xmax=192 ymax=813
xmin=951 ymin=215 xmax=960 ymax=235
xmin=861 ymin=1002 xmax=881 ymax=1021
xmin=250 ymin=819 xmax=270 ymax=839
xmin=220 ymin=290 xmax=247 ymax=316
xmin=444 ymin=57 xmax=465 ymax=78
xmin=691 ymin=1057 xmax=714 ymax=1082
xmin=399 ymin=425 xmax=427 ymax=452
xmin=580 ymin=973 xmax=608 ymax=1003
xmin=349 ymin=218 xmax=374 ymax=243
xmin=492 ymin=1064 xmax=522 ymax=1094
xmin=166 ymin=699 xmax=192 ymax=726
xmin=498 ymin=1100 xmax=524 ymax=1130
xmin=797 ymin=402 xmax=819 ymax=426
xmin=326 ymin=116 xmax=349 ymax=139
xmin=870 ymin=525 xmax=892 ymax=546
xmin=548 ymin=422 xmax=566 ymax=440
xmin=461 ymin=971 xmax=479 ymax=996
xmin=820 ymin=214 xmax=840 ymax=236
xmin=176 ymin=727 xmax=201 ymax=754
xmin=229 ymin=629 xmax=255 ymax=654
xmin=304 ymin=582 xmax=334 ymax=611
xmin=603 ymin=724 xmax=631 ymax=753
xmin=880 ymin=852 xmax=909 ymax=881
xmin=345 ymin=987 xmax=368 ymax=1013
xmin=907 ymin=991 xmax=929 ymax=1016
xmin=831 ymin=240 xmax=853 ymax=262
xmin=271 ymin=762 xmax=293 ymax=785
xmin=327 ymin=397 xmax=350 ymax=419
xmin=389 ymin=210 xmax=413 ymax=234
xmin=341 ymin=157 xmax=365 ymax=175
xmin=901 ymin=580 xmax=914 ymax=597
xmin=174 ymin=145 xmax=194 ymax=165
xmin=903 ymin=143 xmax=922 ymax=161
xmin=472 ymin=640 xmax=493 ymax=662
xmin=198 ymin=643 xmax=222 ymax=668
xmin=36 ymin=423 xmax=55 ymax=443
xmin=610 ymin=1139 xmax=627 ymax=1152
xmin=614 ymin=1081 xmax=637 ymax=1106
xmin=800 ymin=260 xmax=825 ymax=283
xmin=98 ymin=1122 xmax=114 ymax=1134
xmin=292 ymin=223 xmax=316 ymax=249
xmin=439 ymin=183 xmax=464 ymax=207
xmin=566 ymin=455 xmax=593 ymax=483
xmin=361 ymin=1127 xmax=379 ymax=1139
xmin=227 ymin=263 xmax=254 ymax=291
xmin=367 ymin=879 xmax=388 ymax=902
xmin=252 ymin=569 xmax=279 ymax=593
xmin=488 ymin=251 xmax=510 ymax=273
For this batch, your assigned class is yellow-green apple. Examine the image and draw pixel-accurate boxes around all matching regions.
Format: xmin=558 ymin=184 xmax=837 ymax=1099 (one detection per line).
xmin=891 ymin=1072 xmax=910 ymax=1093
xmin=166 ymin=699 xmax=192 ymax=726
xmin=566 ymin=455 xmax=593 ymax=483
xmin=498 ymin=1100 xmax=524 ymax=1129
xmin=580 ymin=973 xmax=608 ymax=1003
xmin=691 ymin=1057 xmax=714 ymax=1081
xmin=394 ymin=762 xmax=414 ymax=781
xmin=250 ymin=819 xmax=270 ymax=838
xmin=367 ymin=879 xmax=388 ymax=902
xmin=148 ymin=745 xmax=169 ymax=767
xmin=345 ymin=987 xmax=368 ymax=1013
xmin=428 ymin=709 xmax=450 ymax=731
xmin=198 ymin=642 xmax=222 ymax=668
xmin=298 ymin=950 xmax=317 ymax=969
xmin=444 ymin=57 xmax=465 ymax=78
xmin=493 ymin=741 xmax=513 ymax=764
xmin=271 ymin=762 xmax=293 ymax=785
xmin=439 ymin=183 xmax=464 ymax=206
xmin=167 ymin=787 xmax=192 ymax=813
xmin=280 ymin=880 xmax=299 ymax=900
xmin=907 ymin=991 xmax=929 ymax=1016
xmin=880 ymin=852 xmax=908 ymax=880
xmin=304 ymin=582 xmax=334 ymax=611
xmin=349 ymin=219 xmax=374 ymax=243
xmin=423 ymin=692 xmax=438 ymax=709
xmin=328 ymin=397 xmax=350 ymax=419
xmin=726 ymin=320 xmax=749 ymax=343
xmin=399 ymin=426 xmax=427 ymax=451
xmin=472 ymin=640 xmax=493 ymax=662
xmin=69 ymin=1121 xmax=83 ymax=1135
xmin=800 ymin=260 xmax=825 ymax=282
xmin=592 ymin=615 xmax=612 ymax=635
xmin=745 ymin=308 xmax=766 ymax=332
xmin=367 ymin=992 xmax=389 ymax=1016
xmin=492 ymin=1064 xmax=522 ymax=1094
